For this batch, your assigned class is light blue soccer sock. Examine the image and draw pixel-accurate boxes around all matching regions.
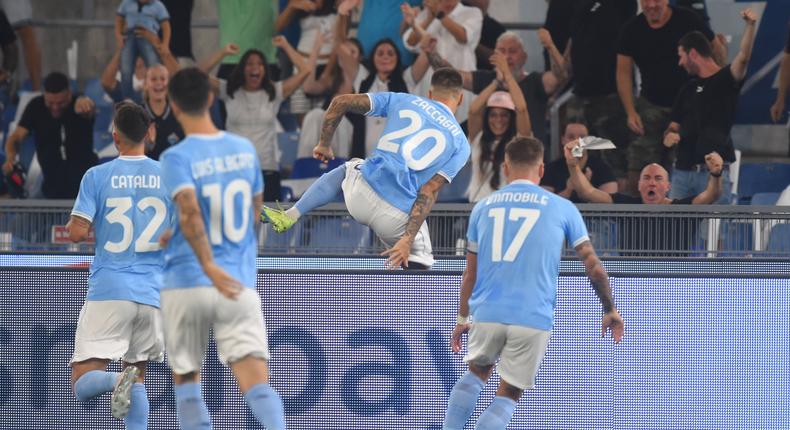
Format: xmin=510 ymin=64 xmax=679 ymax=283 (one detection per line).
xmin=289 ymin=164 xmax=346 ymax=219
xmin=442 ymin=370 xmax=486 ymax=430
xmin=74 ymin=370 xmax=120 ymax=402
xmin=244 ymin=383 xmax=286 ymax=430
xmin=474 ymin=396 xmax=518 ymax=430
xmin=124 ymin=383 xmax=149 ymax=430
xmin=174 ymin=382 xmax=212 ymax=430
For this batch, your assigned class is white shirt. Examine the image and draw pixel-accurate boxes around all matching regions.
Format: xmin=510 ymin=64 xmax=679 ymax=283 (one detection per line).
xmin=298 ymin=14 xmax=337 ymax=63
xmin=466 ymin=132 xmax=505 ymax=203
xmin=219 ymin=80 xmax=283 ymax=171
xmin=778 ymin=185 xmax=790 ymax=206
xmin=402 ymin=3 xmax=482 ymax=71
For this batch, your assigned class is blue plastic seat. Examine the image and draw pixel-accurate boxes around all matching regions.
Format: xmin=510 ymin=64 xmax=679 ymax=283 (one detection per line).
xmin=718 ymin=220 xmax=754 ymax=256
xmin=766 ymin=224 xmax=790 ymax=254
xmin=305 ymin=217 xmax=373 ymax=253
xmin=750 ymin=192 xmax=781 ymax=206
xmin=737 ymin=163 xmax=790 ymax=204
xmin=290 ymin=157 xmax=346 ymax=179
xmin=438 ymin=162 xmax=471 ymax=203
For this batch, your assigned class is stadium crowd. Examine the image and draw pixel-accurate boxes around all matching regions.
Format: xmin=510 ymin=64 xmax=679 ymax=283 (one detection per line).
xmin=0 ymin=0 xmax=787 ymax=205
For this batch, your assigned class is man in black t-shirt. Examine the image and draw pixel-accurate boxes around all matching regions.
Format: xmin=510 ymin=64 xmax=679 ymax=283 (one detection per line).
xmin=616 ymin=0 xmax=725 ymax=195
xmin=541 ymin=122 xmax=617 ymax=203
xmin=1 ymin=72 xmax=97 ymax=199
xmin=538 ymin=0 xmax=636 ymax=190
xmin=566 ymin=142 xmax=723 ymax=255
xmin=770 ymin=20 xmax=790 ymax=156
xmin=664 ymin=9 xmax=758 ymax=204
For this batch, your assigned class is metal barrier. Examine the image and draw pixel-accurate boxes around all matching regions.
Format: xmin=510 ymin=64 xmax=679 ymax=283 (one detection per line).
xmin=2 ymin=200 xmax=790 ymax=257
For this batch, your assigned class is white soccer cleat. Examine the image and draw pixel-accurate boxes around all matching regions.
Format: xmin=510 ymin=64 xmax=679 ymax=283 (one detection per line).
xmin=111 ymin=366 xmax=140 ymax=419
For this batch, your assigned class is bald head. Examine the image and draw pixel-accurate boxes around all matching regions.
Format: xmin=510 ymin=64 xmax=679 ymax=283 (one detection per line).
xmin=638 ymin=163 xmax=671 ymax=204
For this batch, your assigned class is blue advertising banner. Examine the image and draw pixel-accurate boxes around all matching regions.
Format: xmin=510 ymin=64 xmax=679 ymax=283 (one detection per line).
xmin=1 ymin=264 xmax=788 ymax=429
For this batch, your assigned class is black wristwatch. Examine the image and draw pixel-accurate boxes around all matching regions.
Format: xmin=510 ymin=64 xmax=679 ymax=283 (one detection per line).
xmin=710 ymin=170 xmax=722 ymax=178
xmin=436 ymin=11 xmax=446 ymax=20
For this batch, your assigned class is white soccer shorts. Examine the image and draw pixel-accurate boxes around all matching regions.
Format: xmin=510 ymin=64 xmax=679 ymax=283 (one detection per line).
xmin=70 ymin=300 xmax=165 ymax=365
xmin=160 ymin=287 xmax=270 ymax=375
xmin=341 ymin=158 xmax=435 ymax=268
xmin=464 ymin=322 xmax=552 ymax=390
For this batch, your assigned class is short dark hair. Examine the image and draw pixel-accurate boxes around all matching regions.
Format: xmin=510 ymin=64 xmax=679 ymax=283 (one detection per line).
xmin=113 ymin=101 xmax=151 ymax=144
xmin=168 ymin=67 xmax=211 ymax=116
xmin=43 ymin=72 xmax=70 ymax=93
xmin=679 ymin=31 xmax=712 ymax=58
xmin=505 ymin=136 xmax=544 ymax=167
xmin=430 ymin=67 xmax=463 ymax=96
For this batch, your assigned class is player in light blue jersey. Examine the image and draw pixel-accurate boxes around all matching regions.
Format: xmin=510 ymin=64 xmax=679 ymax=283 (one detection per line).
xmin=443 ymin=136 xmax=624 ymax=430
xmin=261 ymin=68 xmax=470 ymax=269
xmin=67 ymin=102 xmax=170 ymax=429
xmin=159 ymin=67 xmax=285 ymax=430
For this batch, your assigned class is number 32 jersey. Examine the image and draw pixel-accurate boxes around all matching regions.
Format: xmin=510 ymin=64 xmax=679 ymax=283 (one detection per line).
xmin=71 ymin=156 xmax=171 ymax=307
xmin=362 ymin=92 xmax=470 ymax=214
xmin=160 ymin=132 xmax=263 ymax=290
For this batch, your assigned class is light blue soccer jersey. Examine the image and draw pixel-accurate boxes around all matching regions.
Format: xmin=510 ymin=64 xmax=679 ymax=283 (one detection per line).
xmin=466 ymin=180 xmax=590 ymax=330
xmin=160 ymin=132 xmax=263 ymax=290
xmin=71 ymin=156 xmax=171 ymax=307
xmin=362 ymin=92 xmax=470 ymax=213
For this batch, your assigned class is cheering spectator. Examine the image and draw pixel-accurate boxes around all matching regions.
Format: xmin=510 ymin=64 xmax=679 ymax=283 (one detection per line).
xmin=538 ymin=0 xmax=636 ymax=191
xmin=1 ymin=0 xmax=40 ymax=91
xmin=115 ymin=0 xmax=171 ymax=100
xmin=663 ymin=9 xmax=758 ymax=203
xmin=616 ymin=0 xmax=724 ymax=194
xmin=202 ymin=36 xmax=321 ymax=201
xmin=216 ymin=0 xmax=277 ymax=80
xmin=466 ymin=52 xmax=531 ymax=202
xmin=2 ymin=72 xmax=97 ymax=199
xmin=402 ymin=0 xmax=482 ymax=71
xmin=541 ymin=122 xmax=617 ymax=202
xmin=141 ymin=64 xmax=184 ymax=160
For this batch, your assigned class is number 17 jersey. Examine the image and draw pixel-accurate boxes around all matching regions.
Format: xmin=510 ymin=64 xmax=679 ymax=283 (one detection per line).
xmin=362 ymin=92 xmax=470 ymax=214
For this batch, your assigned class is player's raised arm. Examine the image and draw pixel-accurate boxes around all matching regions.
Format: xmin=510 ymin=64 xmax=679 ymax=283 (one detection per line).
xmin=574 ymin=240 xmax=624 ymax=343
xmin=382 ymin=173 xmax=448 ymax=269
xmin=315 ymin=93 xmax=371 ymax=162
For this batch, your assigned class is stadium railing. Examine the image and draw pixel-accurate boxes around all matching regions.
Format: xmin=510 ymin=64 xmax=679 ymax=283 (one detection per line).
xmin=2 ymin=200 xmax=789 ymax=258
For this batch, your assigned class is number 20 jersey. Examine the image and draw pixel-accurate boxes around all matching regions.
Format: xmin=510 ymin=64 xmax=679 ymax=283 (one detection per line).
xmin=71 ymin=156 xmax=171 ymax=307
xmin=361 ymin=92 xmax=470 ymax=214
xmin=160 ymin=132 xmax=263 ymax=290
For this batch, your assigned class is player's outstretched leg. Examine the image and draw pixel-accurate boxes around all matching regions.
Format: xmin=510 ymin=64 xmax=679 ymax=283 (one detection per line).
xmin=443 ymin=370 xmax=487 ymax=430
xmin=261 ymin=164 xmax=346 ymax=233
xmin=111 ymin=365 xmax=141 ymax=419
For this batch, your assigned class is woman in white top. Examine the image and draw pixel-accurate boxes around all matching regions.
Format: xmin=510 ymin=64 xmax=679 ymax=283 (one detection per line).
xmin=345 ymin=37 xmax=431 ymax=158
xmin=201 ymin=36 xmax=321 ymax=201
xmin=466 ymin=53 xmax=531 ymax=202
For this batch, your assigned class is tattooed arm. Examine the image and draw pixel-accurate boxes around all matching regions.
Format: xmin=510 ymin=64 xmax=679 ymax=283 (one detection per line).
xmin=313 ymin=93 xmax=371 ymax=162
xmin=174 ymin=189 xmax=242 ymax=299
xmin=574 ymin=240 xmax=624 ymax=342
xmin=382 ymin=174 xmax=448 ymax=269
xmin=424 ymin=48 xmax=474 ymax=91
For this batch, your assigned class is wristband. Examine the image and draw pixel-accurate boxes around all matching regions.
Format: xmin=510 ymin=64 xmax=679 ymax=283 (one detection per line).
xmin=436 ymin=11 xmax=446 ymax=20
xmin=456 ymin=315 xmax=469 ymax=325
xmin=710 ymin=171 xmax=722 ymax=178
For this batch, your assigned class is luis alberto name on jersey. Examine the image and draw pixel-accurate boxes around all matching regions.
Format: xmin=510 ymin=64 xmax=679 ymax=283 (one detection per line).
xmin=160 ymin=132 xmax=263 ymax=290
